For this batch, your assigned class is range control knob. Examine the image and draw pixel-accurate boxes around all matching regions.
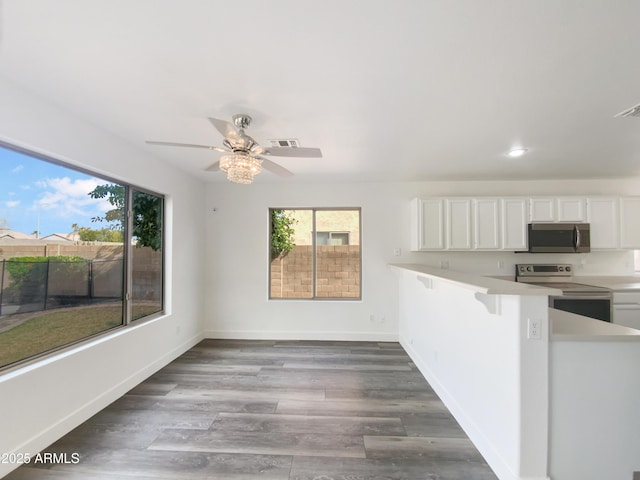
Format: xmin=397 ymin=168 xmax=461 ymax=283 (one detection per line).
xmin=565 ymin=266 xmax=572 ymax=272
xmin=558 ymin=266 xmax=564 ymax=272
xmin=527 ymin=266 xmax=533 ymax=272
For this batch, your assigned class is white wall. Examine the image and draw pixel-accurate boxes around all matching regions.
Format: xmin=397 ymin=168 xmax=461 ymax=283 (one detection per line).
xmin=0 ymin=77 xmax=206 ymax=477
xmin=205 ymin=182 xmax=400 ymax=340
xmin=205 ymin=178 xmax=640 ymax=340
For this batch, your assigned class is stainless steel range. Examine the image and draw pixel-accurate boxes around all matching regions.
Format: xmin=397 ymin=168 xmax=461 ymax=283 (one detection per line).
xmin=515 ymin=263 xmax=612 ymax=322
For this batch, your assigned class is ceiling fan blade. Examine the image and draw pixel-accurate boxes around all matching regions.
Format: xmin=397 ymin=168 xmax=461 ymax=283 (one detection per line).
xmin=205 ymin=160 xmax=221 ymax=171
xmin=146 ymin=140 xmax=227 ymax=152
xmin=261 ymin=147 xmax=322 ymax=158
xmin=208 ymin=117 xmax=241 ymax=140
xmin=261 ymin=158 xmax=293 ymax=177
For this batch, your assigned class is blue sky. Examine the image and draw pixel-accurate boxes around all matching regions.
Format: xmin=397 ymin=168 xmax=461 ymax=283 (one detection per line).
xmin=0 ymin=146 xmax=113 ymax=236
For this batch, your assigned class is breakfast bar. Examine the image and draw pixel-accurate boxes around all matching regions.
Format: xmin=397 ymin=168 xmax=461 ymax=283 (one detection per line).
xmin=390 ymin=263 xmax=640 ymax=480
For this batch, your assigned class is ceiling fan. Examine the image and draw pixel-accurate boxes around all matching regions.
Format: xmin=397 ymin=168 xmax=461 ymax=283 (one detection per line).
xmin=146 ymin=114 xmax=322 ymax=183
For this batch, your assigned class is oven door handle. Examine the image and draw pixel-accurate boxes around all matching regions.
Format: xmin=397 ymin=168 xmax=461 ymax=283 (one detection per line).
xmin=574 ymin=224 xmax=581 ymax=250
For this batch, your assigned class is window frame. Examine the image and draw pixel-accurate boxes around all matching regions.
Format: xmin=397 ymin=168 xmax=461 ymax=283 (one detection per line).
xmin=128 ymin=186 xmax=165 ymax=322
xmin=0 ymin=141 xmax=165 ymax=372
xmin=268 ymin=207 xmax=362 ymax=301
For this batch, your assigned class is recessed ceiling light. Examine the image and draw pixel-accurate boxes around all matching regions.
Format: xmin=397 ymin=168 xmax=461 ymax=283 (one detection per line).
xmin=507 ymin=148 xmax=528 ymax=158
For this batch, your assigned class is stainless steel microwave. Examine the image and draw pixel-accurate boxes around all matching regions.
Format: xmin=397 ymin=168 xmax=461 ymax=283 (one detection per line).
xmin=527 ymin=223 xmax=590 ymax=253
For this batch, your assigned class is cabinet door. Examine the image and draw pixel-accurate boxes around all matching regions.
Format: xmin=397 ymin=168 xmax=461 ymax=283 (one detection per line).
xmin=620 ymin=197 xmax=640 ymax=249
xmin=586 ymin=197 xmax=619 ymax=249
xmin=411 ymin=198 xmax=445 ymax=250
xmin=446 ymin=199 xmax=472 ymax=249
xmin=557 ymin=197 xmax=586 ymax=222
xmin=529 ymin=198 xmax=555 ymax=222
xmin=474 ymin=198 xmax=500 ymax=249
xmin=502 ymin=198 xmax=528 ymax=250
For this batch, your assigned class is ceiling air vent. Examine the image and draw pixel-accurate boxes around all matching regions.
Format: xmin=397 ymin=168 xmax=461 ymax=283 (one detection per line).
xmin=614 ymin=103 xmax=640 ymax=118
xmin=269 ymin=138 xmax=299 ymax=148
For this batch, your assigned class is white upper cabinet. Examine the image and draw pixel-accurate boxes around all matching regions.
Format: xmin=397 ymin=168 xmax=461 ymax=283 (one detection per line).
xmin=620 ymin=197 xmax=640 ymax=249
xmin=529 ymin=197 xmax=586 ymax=222
xmin=411 ymin=198 xmax=445 ymax=250
xmin=410 ymin=197 xmax=472 ymax=251
xmin=586 ymin=197 xmax=619 ymax=249
xmin=446 ymin=199 xmax=473 ymax=250
xmin=411 ymin=196 xmax=639 ymax=252
xmin=473 ymin=198 xmax=501 ymax=249
xmin=529 ymin=197 xmax=556 ymax=222
xmin=411 ymin=197 xmax=523 ymax=251
xmin=557 ymin=197 xmax=587 ymax=222
xmin=501 ymin=198 xmax=528 ymax=251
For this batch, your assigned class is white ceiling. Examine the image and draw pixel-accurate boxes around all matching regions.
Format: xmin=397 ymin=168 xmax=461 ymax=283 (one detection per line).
xmin=1 ymin=0 xmax=640 ymax=184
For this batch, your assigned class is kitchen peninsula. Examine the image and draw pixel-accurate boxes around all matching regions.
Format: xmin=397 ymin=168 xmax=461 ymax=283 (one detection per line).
xmin=390 ymin=264 xmax=640 ymax=480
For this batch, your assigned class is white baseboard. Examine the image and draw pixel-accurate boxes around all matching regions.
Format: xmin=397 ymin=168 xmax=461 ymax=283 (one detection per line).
xmin=203 ymin=329 xmax=398 ymax=343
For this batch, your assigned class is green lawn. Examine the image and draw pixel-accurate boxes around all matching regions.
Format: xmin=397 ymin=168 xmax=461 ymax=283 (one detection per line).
xmin=0 ymin=304 xmax=160 ymax=368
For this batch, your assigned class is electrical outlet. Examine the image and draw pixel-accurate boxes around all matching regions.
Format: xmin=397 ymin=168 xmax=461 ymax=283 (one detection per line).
xmin=527 ymin=318 xmax=541 ymax=340
xmin=393 ymin=248 xmax=402 ymax=256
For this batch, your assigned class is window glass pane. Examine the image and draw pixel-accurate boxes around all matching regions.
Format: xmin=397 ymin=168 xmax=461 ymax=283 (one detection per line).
xmin=0 ymin=146 xmax=124 ymax=368
xmin=316 ymin=232 xmax=330 ymax=245
xmin=270 ymin=209 xmax=313 ymax=299
xmin=269 ymin=208 xmax=361 ymax=300
xmin=131 ymin=189 xmax=163 ymax=320
xmin=315 ymin=210 xmax=360 ymax=298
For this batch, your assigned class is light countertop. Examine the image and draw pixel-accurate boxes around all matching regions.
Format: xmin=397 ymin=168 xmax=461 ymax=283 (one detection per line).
xmin=390 ymin=264 xmax=640 ymax=341
xmin=389 ymin=263 xmax=562 ymax=296
xmin=550 ymin=308 xmax=640 ymax=341
xmin=573 ymin=275 xmax=640 ymax=291
xmin=390 ymin=265 xmax=640 ymax=293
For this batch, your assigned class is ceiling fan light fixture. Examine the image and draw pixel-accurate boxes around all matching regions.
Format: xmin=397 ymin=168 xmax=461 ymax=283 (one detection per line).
xmin=220 ymin=153 xmax=262 ymax=184
xmin=146 ymin=114 xmax=322 ymax=181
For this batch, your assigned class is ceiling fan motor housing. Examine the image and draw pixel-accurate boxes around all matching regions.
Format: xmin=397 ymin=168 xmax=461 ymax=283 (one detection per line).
xmin=232 ymin=114 xmax=252 ymax=130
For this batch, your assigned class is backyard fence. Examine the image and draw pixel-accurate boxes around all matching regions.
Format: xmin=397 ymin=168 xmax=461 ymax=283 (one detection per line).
xmin=270 ymin=245 xmax=361 ymax=298
xmin=0 ymin=258 xmax=123 ymax=316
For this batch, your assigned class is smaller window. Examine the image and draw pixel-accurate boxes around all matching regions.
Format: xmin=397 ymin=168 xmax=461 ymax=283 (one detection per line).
xmin=269 ymin=208 xmax=361 ymax=300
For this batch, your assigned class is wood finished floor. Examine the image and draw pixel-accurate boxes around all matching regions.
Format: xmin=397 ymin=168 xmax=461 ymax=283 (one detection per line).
xmin=5 ymin=340 xmax=498 ymax=480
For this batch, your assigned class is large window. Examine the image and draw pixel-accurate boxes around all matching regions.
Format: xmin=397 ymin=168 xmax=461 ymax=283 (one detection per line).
xmin=0 ymin=143 xmax=163 ymax=369
xmin=269 ymin=208 xmax=361 ymax=299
